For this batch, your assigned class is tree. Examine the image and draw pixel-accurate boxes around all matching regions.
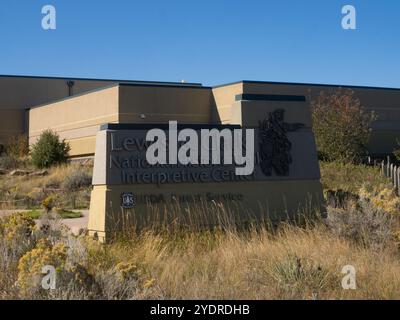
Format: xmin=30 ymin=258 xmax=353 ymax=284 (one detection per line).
xmin=311 ymin=88 xmax=376 ymax=162
xmin=31 ymin=130 xmax=70 ymax=168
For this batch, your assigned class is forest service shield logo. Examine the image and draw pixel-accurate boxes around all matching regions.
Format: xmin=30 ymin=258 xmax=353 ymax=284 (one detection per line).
xmin=121 ymin=193 xmax=135 ymax=209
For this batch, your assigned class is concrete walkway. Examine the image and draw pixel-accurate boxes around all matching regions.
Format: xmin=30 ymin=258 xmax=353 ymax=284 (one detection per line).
xmin=0 ymin=209 xmax=89 ymax=235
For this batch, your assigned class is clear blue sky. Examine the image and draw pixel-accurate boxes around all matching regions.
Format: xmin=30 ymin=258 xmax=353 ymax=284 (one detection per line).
xmin=0 ymin=0 xmax=399 ymax=88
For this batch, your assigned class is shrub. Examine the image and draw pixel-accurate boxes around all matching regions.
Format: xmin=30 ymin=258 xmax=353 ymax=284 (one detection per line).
xmin=325 ymin=199 xmax=395 ymax=250
xmin=17 ymin=239 xmax=67 ymax=297
xmin=311 ymin=88 xmax=376 ymax=162
xmin=359 ymin=186 xmax=400 ymax=215
xmin=42 ymin=196 xmax=55 ymax=213
xmin=320 ymin=161 xmax=391 ymax=195
xmin=0 ymin=135 xmax=31 ymax=170
xmin=61 ymin=167 xmax=92 ymax=191
xmin=394 ymin=150 xmax=400 ymax=162
xmin=31 ymin=130 xmax=70 ymax=169
xmin=324 ymin=189 xmax=359 ymax=208
xmin=0 ymin=213 xmax=37 ymax=298
xmin=27 ymin=188 xmax=47 ymax=207
xmin=6 ymin=135 xmax=29 ymax=158
xmin=43 ymin=176 xmax=61 ymax=189
xmin=0 ymin=154 xmax=31 ymax=170
xmin=392 ymin=139 xmax=400 ymax=162
xmin=0 ymin=155 xmax=19 ymax=170
xmin=0 ymin=212 xmax=36 ymax=243
xmin=268 ymin=254 xmax=337 ymax=297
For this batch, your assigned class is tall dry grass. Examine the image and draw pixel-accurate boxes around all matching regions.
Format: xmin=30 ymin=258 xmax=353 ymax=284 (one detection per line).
xmin=0 ymin=196 xmax=399 ymax=300
xmin=103 ymin=216 xmax=400 ymax=300
xmin=0 ymin=161 xmax=399 ymax=300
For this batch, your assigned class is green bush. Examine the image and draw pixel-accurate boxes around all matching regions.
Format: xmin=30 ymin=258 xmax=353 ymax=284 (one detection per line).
xmin=31 ymin=130 xmax=70 ymax=169
xmin=311 ymin=88 xmax=376 ymax=162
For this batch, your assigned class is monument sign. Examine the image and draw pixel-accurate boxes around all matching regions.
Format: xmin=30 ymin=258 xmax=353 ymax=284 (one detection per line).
xmin=88 ymin=107 xmax=324 ymax=242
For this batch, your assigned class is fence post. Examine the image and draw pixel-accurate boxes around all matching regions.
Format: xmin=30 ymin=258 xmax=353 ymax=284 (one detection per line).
xmin=381 ymin=161 xmax=385 ymax=176
xmin=394 ymin=166 xmax=398 ymax=189
xmin=387 ymin=160 xmax=390 ymax=177
xmin=397 ymin=169 xmax=400 ymax=195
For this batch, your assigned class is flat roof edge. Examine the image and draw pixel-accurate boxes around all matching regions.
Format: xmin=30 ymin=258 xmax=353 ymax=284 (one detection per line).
xmin=28 ymin=83 xmax=120 ymax=110
xmin=119 ymin=83 xmax=211 ymax=90
xmin=0 ymin=74 xmax=203 ymax=87
xmin=100 ymin=123 xmax=241 ymax=131
xmin=28 ymin=82 xmax=213 ymax=110
xmin=2 ymin=74 xmax=399 ymax=91
xmin=213 ymin=80 xmax=400 ymax=91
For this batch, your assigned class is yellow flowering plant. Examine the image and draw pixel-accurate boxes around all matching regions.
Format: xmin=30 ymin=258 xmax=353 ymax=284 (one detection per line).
xmin=17 ymin=239 xmax=67 ymax=295
xmin=0 ymin=212 xmax=36 ymax=242
xmin=359 ymin=185 xmax=400 ymax=215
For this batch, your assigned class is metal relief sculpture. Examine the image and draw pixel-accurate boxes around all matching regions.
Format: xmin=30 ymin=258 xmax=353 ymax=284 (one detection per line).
xmin=259 ymin=109 xmax=304 ymax=176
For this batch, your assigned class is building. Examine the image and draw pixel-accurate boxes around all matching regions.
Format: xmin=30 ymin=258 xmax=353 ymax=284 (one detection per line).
xmin=0 ymin=74 xmax=399 ymax=157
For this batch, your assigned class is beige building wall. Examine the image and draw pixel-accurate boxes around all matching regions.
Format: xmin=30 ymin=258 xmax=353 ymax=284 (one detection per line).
xmin=0 ymin=75 xmax=119 ymax=146
xmin=19 ymin=77 xmax=400 ymax=158
xmin=230 ymin=100 xmax=313 ymax=128
xmin=118 ymin=84 xmax=214 ymax=124
xmin=212 ymin=82 xmax=243 ymax=123
xmin=0 ymin=109 xmax=25 ymax=146
xmin=0 ymin=75 xmax=202 ymax=148
xmin=29 ymin=86 xmax=120 ymax=157
xmin=28 ymin=84 xmax=216 ymax=157
xmin=214 ymin=81 xmax=400 ymax=155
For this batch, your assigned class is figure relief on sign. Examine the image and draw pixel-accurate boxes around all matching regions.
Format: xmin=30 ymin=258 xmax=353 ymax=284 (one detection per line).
xmin=258 ymin=109 xmax=304 ymax=177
